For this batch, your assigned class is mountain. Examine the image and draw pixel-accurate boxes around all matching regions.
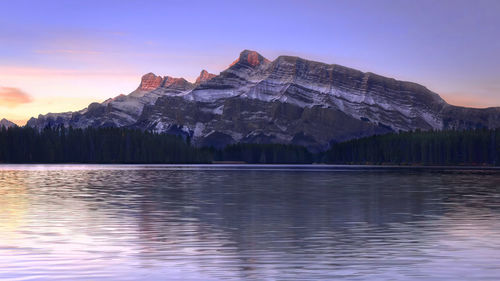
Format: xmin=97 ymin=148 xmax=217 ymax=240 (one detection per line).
xmin=27 ymin=50 xmax=500 ymax=151
xmin=27 ymin=73 xmax=196 ymax=129
xmin=0 ymin=118 xmax=16 ymax=128
xmin=195 ymin=70 xmax=216 ymax=84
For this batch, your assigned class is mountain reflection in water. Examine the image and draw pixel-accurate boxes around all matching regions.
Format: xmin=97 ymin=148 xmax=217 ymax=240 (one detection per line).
xmin=0 ymin=165 xmax=499 ymax=280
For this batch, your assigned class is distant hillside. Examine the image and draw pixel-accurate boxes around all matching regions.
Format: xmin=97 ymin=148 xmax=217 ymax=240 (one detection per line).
xmin=0 ymin=118 xmax=16 ymax=128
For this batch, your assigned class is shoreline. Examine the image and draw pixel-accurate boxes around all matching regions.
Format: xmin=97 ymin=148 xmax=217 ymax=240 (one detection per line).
xmin=1 ymin=163 xmax=499 ymax=171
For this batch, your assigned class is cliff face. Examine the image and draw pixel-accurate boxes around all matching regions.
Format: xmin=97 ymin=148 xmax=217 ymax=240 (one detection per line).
xmin=27 ymin=50 xmax=500 ymax=151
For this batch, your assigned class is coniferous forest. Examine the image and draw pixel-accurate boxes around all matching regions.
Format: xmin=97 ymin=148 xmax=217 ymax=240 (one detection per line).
xmin=0 ymin=126 xmax=499 ymax=165
xmin=0 ymin=126 xmax=210 ymax=163
xmin=323 ymin=129 xmax=499 ymax=166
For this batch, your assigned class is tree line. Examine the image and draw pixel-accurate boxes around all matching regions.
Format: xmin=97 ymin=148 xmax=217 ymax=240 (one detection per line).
xmin=0 ymin=126 xmax=210 ymax=163
xmin=322 ymin=129 xmax=499 ymax=166
xmin=0 ymin=126 xmax=499 ymax=165
xmin=0 ymin=126 xmax=311 ymax=164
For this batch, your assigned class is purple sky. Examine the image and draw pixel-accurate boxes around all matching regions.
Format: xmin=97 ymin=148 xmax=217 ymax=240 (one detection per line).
xmin=1 ymin=0 xmax=499 ymax=124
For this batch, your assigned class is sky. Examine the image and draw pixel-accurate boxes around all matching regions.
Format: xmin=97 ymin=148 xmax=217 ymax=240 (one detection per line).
xmin=1 ymin=0 xmax=499 ymax=125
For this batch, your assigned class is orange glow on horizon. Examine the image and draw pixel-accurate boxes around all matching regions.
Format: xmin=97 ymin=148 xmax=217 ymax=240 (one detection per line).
xmin=441 ymin=93 xmax=498 ymax=109
xmin=0 ymin=96 xmax=104 ymax=126
xmin=0 ymin=66 xmax=139 ymax=125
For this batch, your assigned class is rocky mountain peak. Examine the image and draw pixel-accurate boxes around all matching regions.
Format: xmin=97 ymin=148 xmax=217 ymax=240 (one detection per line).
xmin=138 ymin=72 xmax=164 ymax=91
xmin=138 ymin=73 xmax=193 ymax=91
xmin=161 ymin=76 xmax=193 ymax=91
xmin=229 ymin=49 xmax=270 ymax=68
xmin=195 ymin=70 xmax=216 ymax=84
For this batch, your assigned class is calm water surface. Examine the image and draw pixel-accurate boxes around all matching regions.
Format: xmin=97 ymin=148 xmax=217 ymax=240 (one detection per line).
xmin=0 ymin=165 xmax=499 ymax=280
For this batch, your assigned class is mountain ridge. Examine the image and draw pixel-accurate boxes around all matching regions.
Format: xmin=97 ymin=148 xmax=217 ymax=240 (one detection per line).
xmin=26 ymin=50 xmax=500 ymax=151
xmin=0 ymin=118 xmax=17 ymax=128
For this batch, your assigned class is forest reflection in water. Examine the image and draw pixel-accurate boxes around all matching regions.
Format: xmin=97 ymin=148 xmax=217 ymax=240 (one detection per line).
xmin=0 ymin=165 xmax=499 ymax=280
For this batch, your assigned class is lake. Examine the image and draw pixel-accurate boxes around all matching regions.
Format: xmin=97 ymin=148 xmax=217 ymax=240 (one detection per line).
xmin=0 ymin=165 xmax=499 ymax=280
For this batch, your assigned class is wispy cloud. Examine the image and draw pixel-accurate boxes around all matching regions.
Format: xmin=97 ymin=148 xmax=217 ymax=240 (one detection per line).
xmin=0 ymin=66 xmax=137 ymax=77
xmin=34 ymin=49 xmax=103 ymax=55
xmin=0 ymin=87 xmax=33 ymax=108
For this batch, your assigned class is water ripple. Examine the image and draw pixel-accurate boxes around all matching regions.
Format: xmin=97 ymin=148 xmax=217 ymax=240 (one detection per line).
xmin=0 ymin=165 xmax=499 ymax=280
